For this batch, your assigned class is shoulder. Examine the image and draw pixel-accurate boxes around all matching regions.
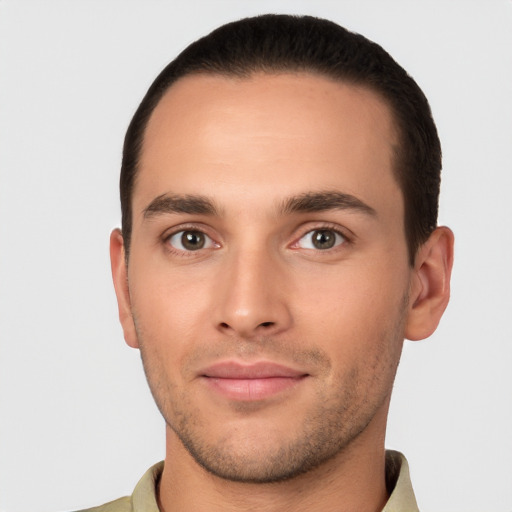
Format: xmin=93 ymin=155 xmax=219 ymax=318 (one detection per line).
xmin=73 ymin=462 xmax=163 ymax=512
xmin=74 ymin=496 xmax=132 ymax=512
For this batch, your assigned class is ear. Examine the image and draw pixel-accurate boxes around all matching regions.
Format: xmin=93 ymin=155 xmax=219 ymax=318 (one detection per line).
xmin=405 ymin=226 xmax=454 ymax=341
xmin=110 ymin=229 xmax=139 ymax=348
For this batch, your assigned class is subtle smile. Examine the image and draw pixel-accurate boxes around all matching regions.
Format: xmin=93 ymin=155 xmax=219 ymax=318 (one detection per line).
xmin=199 ymin=361 xmax=309 ymax=401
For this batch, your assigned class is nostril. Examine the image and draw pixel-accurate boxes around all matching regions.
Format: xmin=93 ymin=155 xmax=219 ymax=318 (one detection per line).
xmin=217 ymin=320 xmax=276 ymax=334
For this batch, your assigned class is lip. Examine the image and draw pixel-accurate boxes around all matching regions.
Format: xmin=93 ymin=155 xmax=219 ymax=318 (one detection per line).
xmin=199 ymin=361 xmax=309 ymax=401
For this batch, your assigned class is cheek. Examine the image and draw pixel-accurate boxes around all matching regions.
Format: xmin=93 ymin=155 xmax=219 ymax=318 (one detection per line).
xmin=294 ymin=261 xmax=399 ymax=310
xmin=129 ymin=263 xmax=213 ymax=359
xmin=291 ymin=263 xmax=408 ymax=353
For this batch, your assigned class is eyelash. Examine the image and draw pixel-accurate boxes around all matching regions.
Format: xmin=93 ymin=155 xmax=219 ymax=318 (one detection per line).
xmin=162 ymin=224 xmax=219 ymax=257
xmin=162 ymin=222 xmax=353 ymax=256
xmin=292 ymin=223 xmax=352 ymax=252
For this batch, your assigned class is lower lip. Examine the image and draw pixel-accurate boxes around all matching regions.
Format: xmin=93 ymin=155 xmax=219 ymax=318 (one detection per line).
xmin=203 ymin=376 xmax=306 ymax=401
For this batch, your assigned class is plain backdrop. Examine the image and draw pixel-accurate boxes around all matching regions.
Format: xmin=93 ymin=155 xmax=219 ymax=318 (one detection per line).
xmin=1 ymin=1 xmax=511 ymax=511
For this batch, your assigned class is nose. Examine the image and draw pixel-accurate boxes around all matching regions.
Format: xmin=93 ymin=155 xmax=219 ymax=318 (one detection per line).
xmin=213 ymin=246 xmax=293 ymax=339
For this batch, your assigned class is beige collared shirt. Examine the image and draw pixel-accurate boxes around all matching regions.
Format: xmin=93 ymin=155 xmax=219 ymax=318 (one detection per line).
xmin=79 ymin=450 xmax=419 ymax=512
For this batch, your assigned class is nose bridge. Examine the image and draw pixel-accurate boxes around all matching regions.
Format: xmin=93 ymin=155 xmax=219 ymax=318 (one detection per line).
xmin=214 ymin=239 xmax=291 ymax=337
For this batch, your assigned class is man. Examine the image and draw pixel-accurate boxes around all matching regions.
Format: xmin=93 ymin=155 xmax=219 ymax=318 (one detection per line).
xmin=94 ymin=14 xmax=453 ymax=512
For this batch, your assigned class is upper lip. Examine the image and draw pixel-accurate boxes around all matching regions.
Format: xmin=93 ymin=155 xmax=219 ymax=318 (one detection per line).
xmin=200 ymin=361 xmax=308 ymax=379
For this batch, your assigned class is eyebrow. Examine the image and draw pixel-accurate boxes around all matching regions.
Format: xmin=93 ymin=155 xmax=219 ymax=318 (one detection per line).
xmin=142 ymin=190 xmax=376 ymax=220
xmin=143 ymin=194 xmax=219 ymax=219
xmin=280 ymin=191 xmax=376 ymax=216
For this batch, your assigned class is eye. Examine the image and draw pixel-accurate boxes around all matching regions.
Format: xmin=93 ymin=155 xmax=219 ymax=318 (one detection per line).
xmin=167 ymin=230 xmax=216 ymax=251
xmin=296 ymin=229 xmax=346 ymax=250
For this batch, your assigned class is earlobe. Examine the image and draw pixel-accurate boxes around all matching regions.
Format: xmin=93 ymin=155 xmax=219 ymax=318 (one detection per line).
xmin=405 ymin=226 xmax=454 ymax=341
xmin=110 ymin=229 xmax=139 ymax=349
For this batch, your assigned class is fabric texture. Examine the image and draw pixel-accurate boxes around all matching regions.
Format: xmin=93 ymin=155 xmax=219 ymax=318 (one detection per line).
xmin=77 ymin=450 xmax=418 ymax=512
xmin=382 ymin=450 xmax=419 ymax=512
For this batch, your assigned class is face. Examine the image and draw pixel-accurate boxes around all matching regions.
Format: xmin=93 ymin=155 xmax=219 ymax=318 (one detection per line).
xmin=115 ymin=73 xmax=416 ymax=482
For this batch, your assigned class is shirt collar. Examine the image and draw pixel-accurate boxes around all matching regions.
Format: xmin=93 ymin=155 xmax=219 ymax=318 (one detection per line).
xmin=131 ymin=450 xmax=418 ymax=512
xmin=382 ymin=450 xmax=419 ymax=512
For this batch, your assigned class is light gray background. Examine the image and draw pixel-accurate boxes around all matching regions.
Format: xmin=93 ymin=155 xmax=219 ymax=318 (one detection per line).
xmin=1 ymin=1 xmax=511 ymax=511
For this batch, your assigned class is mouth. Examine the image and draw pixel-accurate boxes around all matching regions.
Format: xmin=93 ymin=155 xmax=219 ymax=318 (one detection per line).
xmin=199 ymin=361 xmax=309 ymax=401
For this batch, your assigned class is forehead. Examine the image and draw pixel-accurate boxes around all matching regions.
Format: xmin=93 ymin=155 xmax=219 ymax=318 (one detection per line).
xmin=136 ymin=72 xmax=401 ymax=218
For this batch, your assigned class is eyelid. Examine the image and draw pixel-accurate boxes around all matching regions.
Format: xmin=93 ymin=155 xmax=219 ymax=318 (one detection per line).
xmin=162 ymin=223 xmax=221 ymax=254
xmin=162 ymin=222 xmax=216 ymax=239
xmin=168 ymin=230 xmax=216 ymax=250
xmin=290 ymin=222 xmax=354 ymax=250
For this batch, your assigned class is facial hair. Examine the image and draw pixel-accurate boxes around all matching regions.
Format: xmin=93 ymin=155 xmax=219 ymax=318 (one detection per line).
xmin=134 ymin=293 xmax=408 ymax=483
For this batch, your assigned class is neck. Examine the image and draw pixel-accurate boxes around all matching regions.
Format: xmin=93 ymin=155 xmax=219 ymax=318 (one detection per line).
xmin=158 ymin=413 xmax=389 ymax=512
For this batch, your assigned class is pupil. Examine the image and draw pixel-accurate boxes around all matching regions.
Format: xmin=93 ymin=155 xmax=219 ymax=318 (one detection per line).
xmin=182 ymin=231 xmax=205 ymax=250
xmin=313 ymin=230 xmax=335 ymax=249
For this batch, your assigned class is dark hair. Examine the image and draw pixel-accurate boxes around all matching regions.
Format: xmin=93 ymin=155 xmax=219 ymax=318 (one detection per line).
xmin=120 ymin=14 xmax=441 ymax=264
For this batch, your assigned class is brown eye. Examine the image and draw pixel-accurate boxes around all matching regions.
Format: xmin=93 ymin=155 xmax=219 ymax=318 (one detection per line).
xmin=297 ymin=229 xmax=345 ymax=250
xmin=168 ymin=230 xmax=214 ymax=251
xmin=312 ymin=230 xmax=336 ymax=249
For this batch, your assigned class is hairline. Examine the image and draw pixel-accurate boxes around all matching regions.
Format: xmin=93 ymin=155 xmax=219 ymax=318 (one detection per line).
xmin=128 ymin=68 xmax=410 ymax=252
xmin=125 ymin=63 xmax=428 ymax=267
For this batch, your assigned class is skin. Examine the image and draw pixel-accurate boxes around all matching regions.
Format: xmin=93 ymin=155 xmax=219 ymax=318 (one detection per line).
xmin=111 ymin=72 xmax=454 ymax=512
